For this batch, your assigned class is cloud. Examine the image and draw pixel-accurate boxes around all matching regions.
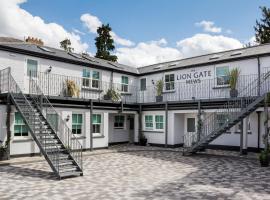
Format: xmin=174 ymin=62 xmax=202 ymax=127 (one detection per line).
xmin=116 ymin=38 xmax=183 ymax=67
xmin=0 ymin=0 xmax=88 ymax=53
xmin=176 ymin=33 xmax=243 ymax=58
xmin=80 ymin=13 xmax=135 ymax=47
xmin=195 ymin=20 xmax=222 ymax=33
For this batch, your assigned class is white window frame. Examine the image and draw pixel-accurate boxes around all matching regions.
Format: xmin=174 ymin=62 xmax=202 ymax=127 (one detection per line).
xmin=140 ymin=78 xmax=147 ymax=91
xmin=114 ymin=115 xmax=125 ymax=129
xmin=82 ymin=69 xmax=101 ymax=90
xmin=92 ymin=113 xmax=102 ymax=137
xmin=144 ymin=114 xmax=165 ymax=131
xmin=155 ymin=115 xmax=164 ymax=130
xmin=72 ymin=113 xmax=83 ymax=135
xmin=121 ymin=76 xmax=129 ymax=93
xmin=215 ymin=66 xmax=230 ymax=86
xmin=14 ymin=112 xmax=29 ymax=138
xmin=26 ymin=58 xmax=39 ymax=78
xmin=164 ymin=73 xmax=175 ymax=91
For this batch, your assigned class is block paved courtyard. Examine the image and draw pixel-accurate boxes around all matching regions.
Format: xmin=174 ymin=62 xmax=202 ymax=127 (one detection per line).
xmin=0 ymin=145 xmax=270 ymax=200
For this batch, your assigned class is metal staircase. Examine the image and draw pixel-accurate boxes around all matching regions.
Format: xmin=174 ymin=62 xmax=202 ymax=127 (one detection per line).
xmin=6 ymin=68 xmax=83 ymax=179
xmin=183 ymin=71 xmax=270 ymax=155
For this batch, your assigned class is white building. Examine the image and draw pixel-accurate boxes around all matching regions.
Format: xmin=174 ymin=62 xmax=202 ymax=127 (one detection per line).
xmin=0 ymin=38 xmax=269 ymax=178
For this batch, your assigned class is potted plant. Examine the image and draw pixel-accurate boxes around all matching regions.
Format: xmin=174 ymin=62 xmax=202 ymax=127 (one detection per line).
xmin=259 ymin=149 xmax=269 ymax=167
xmin=65 ymin=79 xmax=80 ymax=97
xmin=228 ymin=68 xmax=240 ymax=98
xmin=139 ymin=133 xmax=147 ymax=146
xmin=0 ymin=139 xmax=9 ymax=161
xmin=155 ymin=79 xmax=164 ymax=102
xmin=103 ymin=88 xmax=121 ymax=102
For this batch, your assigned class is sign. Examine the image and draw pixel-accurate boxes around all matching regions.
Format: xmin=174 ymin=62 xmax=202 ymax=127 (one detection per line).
xmin=176 ymin=70 xmax=212 ymax=84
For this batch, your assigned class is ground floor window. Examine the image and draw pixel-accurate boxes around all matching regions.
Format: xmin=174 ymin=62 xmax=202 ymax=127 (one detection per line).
xmin=47 ymin=113 xmax=58 ymax=131
xmin=72 ymin=114 xmax=83 ymax=134
xmin=92 ymin=114 xmax=102 ymax=134
xmin=14 ymin=112 xmax=28 ymax=137
xmin=114 ymin=115 xmax=125 ymax=129
xmin=187 ymin=118 xmax=195 ymax=132
xmin=155 ymin=115 xmax=164 ymax=130
xmin=145 ymin=115 xmax=153 ymax=130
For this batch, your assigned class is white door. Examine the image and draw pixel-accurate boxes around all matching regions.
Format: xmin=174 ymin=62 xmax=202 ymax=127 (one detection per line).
xmin=24 ymin=58 xmax=38 ymax=94
xmin=184 ymin=115 xmax=197 ymax=146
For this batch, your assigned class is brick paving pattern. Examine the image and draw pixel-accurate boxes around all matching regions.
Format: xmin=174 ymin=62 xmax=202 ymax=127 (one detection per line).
xmin=0 ymin=145 xmax=270 ymax=200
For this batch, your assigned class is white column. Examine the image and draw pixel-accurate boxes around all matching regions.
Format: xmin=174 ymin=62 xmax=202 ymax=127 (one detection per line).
xmin=242 ymin=116 xmax=248 ymax=154
xmin=134 ymin=113 xmax=139 ymax=143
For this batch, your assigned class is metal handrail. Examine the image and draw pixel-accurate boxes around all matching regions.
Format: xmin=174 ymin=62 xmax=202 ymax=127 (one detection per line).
xmin=184 ymin=71 xmax=270 ymax=152
xmin=29 ymin=74 xmax=83 ymax=171
xmin=5 ymin=68 xmax=61 ymax=172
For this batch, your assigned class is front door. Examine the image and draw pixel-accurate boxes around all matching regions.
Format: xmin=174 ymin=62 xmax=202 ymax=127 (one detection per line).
xmin=185 ymin=115 xmax=197 ymax=146
xmin=24 ymin=58 xmax=38 ymax=94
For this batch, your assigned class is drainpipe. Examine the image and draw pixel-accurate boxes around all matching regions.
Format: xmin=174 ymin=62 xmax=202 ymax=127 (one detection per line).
xmin=89 ymin=99 xmax=93 ymax=151
xmin=264 ymin=95 xmax=269 ymax=151
xmin=138 ymin=104 xmax=142 ymax=143
xmin=257 ymin=56 xmax=261 ymax=96
xmin=6 ymin=94 xmax=11 ymax=160
xmin=257 ymin=111 xmax=262 ymax=151
xmin=165 ymin=102 xmax=168 ymax=148
xmin=240 ymin=119 xmax=244 ymax=154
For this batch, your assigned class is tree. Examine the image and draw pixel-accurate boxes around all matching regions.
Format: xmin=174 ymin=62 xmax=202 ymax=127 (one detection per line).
xmin=95 ymin=24 xmax=117 ymax=62
xmin=255 ymin=6 xmax=270 ymax=44
xmin=60 ymin=38 xmax=74 ymax=52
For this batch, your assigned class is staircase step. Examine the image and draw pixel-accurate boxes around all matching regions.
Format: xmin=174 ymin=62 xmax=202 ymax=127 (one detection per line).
xmin=59 ymin=170 xmax=83 ymax=178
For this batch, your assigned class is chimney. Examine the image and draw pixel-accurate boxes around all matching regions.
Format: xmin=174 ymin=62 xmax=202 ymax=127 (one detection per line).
xmin=25 ymin=36 xmax=44 ymax=46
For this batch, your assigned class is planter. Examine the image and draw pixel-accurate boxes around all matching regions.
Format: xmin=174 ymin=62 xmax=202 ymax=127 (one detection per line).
xmin=260 ymin=158 xmax=269 ymax=167
xmin=156 ymin=95 xmax=163 ymax=102
xmin=0 ymin=148 xmax=8 ymax=161
xmin=139 ymin=138 xmax=147 ymax=146
xmin=230 ymin=89 xmax=238 ymax=98
xmin=103 ymin=95 xmax=111 ymax=101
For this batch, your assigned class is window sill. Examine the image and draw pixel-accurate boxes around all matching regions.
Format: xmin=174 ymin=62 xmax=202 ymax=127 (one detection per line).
xmin=72 ymin=136 xmax=86 ymax=140
xmin=234 ymin=131 xmax=252 ymax=134
xmin=120 ymin=92 xmax=132 ymax=96
xmin=142 ymin=130 xmax=164 ymax=133
xmin=163 ymin=90 xmax=175 ymax=94
xmin=81 ymin=87 xmax=103 ymax=92
xmin=212 ymin=86 xmax=230 ymax=89
xmin=13 ymin=138 xmax=33 ymax=142
xmin=93 ymin=133 xmax=105 ymax=138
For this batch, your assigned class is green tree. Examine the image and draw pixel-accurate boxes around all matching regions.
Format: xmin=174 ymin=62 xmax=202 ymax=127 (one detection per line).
xmin=255 ymin=6 xmax=270 ymax=44
xmin=60 ymin=38 xmax=74 ymax=52
xmin=95 ymin=24 xmax=117 ymax=62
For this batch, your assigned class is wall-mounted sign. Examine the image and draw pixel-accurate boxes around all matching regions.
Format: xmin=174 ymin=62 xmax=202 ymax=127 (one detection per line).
xmin=176 ymin=70 xmax=212 ymax=84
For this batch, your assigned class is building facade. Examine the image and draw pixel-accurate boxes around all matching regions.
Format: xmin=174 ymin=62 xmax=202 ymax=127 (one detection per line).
xmin=0 ymin=41 xmax=270 ymax=159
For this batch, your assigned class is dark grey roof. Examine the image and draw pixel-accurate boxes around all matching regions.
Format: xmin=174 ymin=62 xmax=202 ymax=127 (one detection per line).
xmin=0 ymin=42 xmax=139 ymax=75
xmin=0 ymin=37 xmax=23 ymax=43
xmin=137 ymin=44 xmax=270 ymax=74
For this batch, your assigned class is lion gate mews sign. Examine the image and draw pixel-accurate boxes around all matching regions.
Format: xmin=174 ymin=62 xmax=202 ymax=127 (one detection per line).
xmin=176 ymin=70 xmax=212 ymax=84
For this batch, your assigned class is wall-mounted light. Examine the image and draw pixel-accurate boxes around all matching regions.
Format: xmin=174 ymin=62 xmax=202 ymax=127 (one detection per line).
xmin=47 ymin=66 xmax=52 ymax=73
xmin=66 ymin=115 xmax=70 ymax=122
xmin=152 ymin=80 xmax=155 ymax=85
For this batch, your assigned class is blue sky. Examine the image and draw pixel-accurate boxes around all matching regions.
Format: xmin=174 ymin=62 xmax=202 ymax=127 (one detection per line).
xmin=1 ymin=0 xmax=270 ymax=66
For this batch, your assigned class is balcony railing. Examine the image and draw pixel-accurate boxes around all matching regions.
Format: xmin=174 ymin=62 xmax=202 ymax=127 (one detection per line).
xmin=29 ymin=72 xmax=259 ymax=104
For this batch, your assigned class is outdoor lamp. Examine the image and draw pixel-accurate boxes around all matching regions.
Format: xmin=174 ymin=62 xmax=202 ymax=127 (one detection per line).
xmin=66 ymin=115 xmax=70 ymax=122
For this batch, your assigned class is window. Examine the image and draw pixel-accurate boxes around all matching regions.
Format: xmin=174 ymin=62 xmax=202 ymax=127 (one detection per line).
xmin=14 ymin=112 xmax=28 ymax=137
xmin=72 ymin=114 xmax=83 ymax=134
xmin=47 ymin=113 xmax=58 ymax=131
xmin=92 ymin=71 xmax=100 ymax=89
xmin=114 ymin=115 xmax=125 ymax=129
xmin=92 ymin=114 xmax=101 ymax=134
xmin=216 ymin=66 xmax=229 ymax=86
xmin=187 ymin=118 xmax=195 ymax=133
xmin=121 ymin=76 xmax=129 ymax=92
xmin=216 ymin=114 xmax=228 ymax=127
xmin=145 ymin=115 xmax=153 ymax=129
xmin=140 ymin=78 xmax=146 ymax=91
xmin=165 ymin=74 xmax=175 ymax=91
xmin=155 ymin=115 xmax=164 ymax=130
xmin=27 ymin=59 xmax=38 ymax=77
xmin=82 ymin=69 xmax=91 ymax=88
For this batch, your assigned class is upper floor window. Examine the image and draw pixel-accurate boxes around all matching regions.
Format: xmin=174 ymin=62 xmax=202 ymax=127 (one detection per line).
xmin=82 ymin=69 xmax=100 ymax=89
xmin=14 ymin=112 xmax=28 ymax=137
xmin=72 ymin=114 xmax=83 ymax=134
xmin=27 ymin=59 xmax=38 ymax=77
xmin=140 ymin=78 xmax=146 ymax=91
xmin=121 ymin=76 xmax=129 ymax=92
xmin=92 ymin=114 xmax=102 ymax=134
xmin=165 ymin=74 xmax=175 ymax=91
xmin=216 ymin=66 xmax=229 ymax=86
xmin=114 ymin=115 xmax=125 ymax=129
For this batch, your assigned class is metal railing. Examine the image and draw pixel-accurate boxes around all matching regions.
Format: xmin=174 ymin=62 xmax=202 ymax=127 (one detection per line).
xmin=29 ymin=74 xmax=83 ymax=171
xmin=36 ymin=72 xmax=138 ymax=103
xmin=6 ymin=67 xmax=61 ymax=173
xmin=183 ymin=71 xmax=270 ymax=153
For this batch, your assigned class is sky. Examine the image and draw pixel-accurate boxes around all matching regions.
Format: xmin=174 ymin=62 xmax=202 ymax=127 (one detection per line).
xmin=0 ymin=0 xmax=269 ymax=67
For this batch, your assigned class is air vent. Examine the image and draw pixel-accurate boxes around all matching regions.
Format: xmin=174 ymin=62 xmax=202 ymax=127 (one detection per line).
xmin=37 ymin=46 xmax=55 ymax=53
xmin=230 ymin=51 xmax=243 ymax=56
xmin=68 ymin=52 xmax=82 ymax=59
xmin=209 ymin=54 xmax=223 ymax=60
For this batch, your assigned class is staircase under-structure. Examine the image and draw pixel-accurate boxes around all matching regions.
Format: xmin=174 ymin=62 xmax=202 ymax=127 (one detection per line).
xmin=4 ymin=68 xmax=83 ymax=179
xmin=183 ymin=72 xmax=270 ymax=155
